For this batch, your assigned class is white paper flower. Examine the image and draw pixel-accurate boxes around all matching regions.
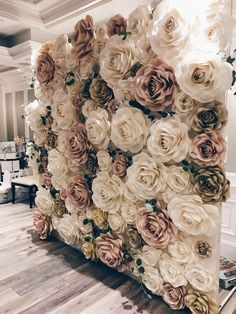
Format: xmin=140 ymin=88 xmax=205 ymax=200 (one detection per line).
xmin=111 ymin=107 xmax=150 ymax=153
xmin=174 ymin=91 xmax=199 ymax=117
xmin=147 ymin=117 xmax=191 ymax=163
xmin=127 ymin=5 xmax=152 ymax=38
xmin=97 ymin=150 xmax=112 ymax=172
xmin=135 ymin=36 xmax=156 ymax=64
xmin=51 ymin=35 xmax=68 ymax=68
xmin=85 ymin=108 xmax=111 ymax=150
xmin=120 ymin=200 xmax=139 ymax=225
xmin=52 ymin=89 xmax=75 ymax=132
xmin=141 ymin=245 xmax=162 ymax=267
xmin=56 ymin=214 xmax=80 ymax=246
xmin=186 ymin=265 xmax=216 ymax=292
xmin=159 ymin=254 xmax=187 ymax=287
xmin=178 ymin=53 xmax=233 ymax=103
xmin=142 ymin=266 xmax=163 ymax=294
xmin=168 ymin=236 xmax=196 ymax=264
xmin=113 ymin=78 xmax=134 ymax=103
xmin=35 ymin=187 xmax=54 ymax=216
xmin=108 ymin=213 xmax=126 ymax=233
xmin=100 ymin=35 xmax=135 ymax=87
xmin=92 ymin=172 xmax=123 ymax=213
xmin=48 ymin=148 xmax=69 ymax=189
xmin=25 ymin=99 xmax=47 ymax=131
xmin=125 ymin=152 xmax=167 ymax=201
xmin=168 ymin=195 xmax=219 ymax=236
xmin=162 ymin=165 xmax=191 ymax=203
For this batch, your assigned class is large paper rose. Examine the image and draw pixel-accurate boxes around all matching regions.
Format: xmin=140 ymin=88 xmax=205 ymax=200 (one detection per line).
xmin=162 ymin=283 xmax=186 ymax=310
xmin=48 ymin=148 xmax=69 ymax=190
xmin=71 ymin=15 xmax=94 ymax=60
xmin=193 ymin=166 xmax=230 ymax=202
xmin=141 ymin=245 xmax=162 ymax=267
xmin=65 ymin=123 xmax=91 ymax=168
xmin=107 ymin=14 xmax=127 ymax=37
xmin=190 ymin=100 xmax=228 ymax=133
xmin=142 ymin=266 xmax=163 ymax=294
xmin=168 ymin=195 xmax=219 ymax=236
xmin=136 ymin=208 xmax=178 ymax=249
xmin=121 ymin=200 xmax=138 ymax=225
xmin=186 ymin=266 xmax=215 ymax=293
xmin=92 ymin=172 xmax=123 ymax=213
xmin=52 ymin=89 xmax=75 ymax=132
xmin=95 ymin=233 xmax=124 ymax=270
xmin=66 ymin=175 xmax=92 ymax=214
xmin=162 ymin=165 xmax=191 ymax=203
xmin=111 ymin=108 xmax=150 ymax=153
xmin=35 ymin=187 xmax=54 ymax=216
xmin=85 ymin=108 xmax=111 ymax=149
xmin=36 ymin=52 xmax=55 ymax=86
xmin=178 ymin=53 xmax=232 ymax=102
xmin=168 ymin=237 xmax=195 ymax=264
xmin=113 ymin=78 xmax=134 ymax=103
xmin=89 ymin=78 xmax=114 ymax=108
xmin=159 ymin=254 xmax=187 ymax=287
xmin=56 ymin=214 xmax=80 ymax=246
xmin=125 ymin=152 xmax=168 ymax=201
xmin=147 ymin=117 xmax=190 ymax=162
xmin=25 ymin=99 xmax=47 ymax=131
xmin=108 ymin=213 xmax=126 ymax=234
xmin=97 ymin=150 xmax=112 ymax=172
xmin=190 ymin=132 xmax=226 ymax=166
xmin=127 ymin=5 xmax=152 ymax=38
xmin=149 ymin=0 xmax=194 ymax=64
xmin=185 ymin=289 xmax=218 ymax=314
xmin=134 ymin=58 xmax=178 ymax=111
xmin=82 ymin=100 xmax=97 ymax=118
xmin=33 ymin=210 xmax=52 ymax=240
xmin=100 ymin=35 xmax=135 ymax=87
xmin=174 ymin=91 xmax=199 ymax=117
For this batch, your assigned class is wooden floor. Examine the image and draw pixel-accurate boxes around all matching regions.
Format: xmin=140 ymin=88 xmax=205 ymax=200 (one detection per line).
xmin=0 ymin=202 xmax=235 ymax=314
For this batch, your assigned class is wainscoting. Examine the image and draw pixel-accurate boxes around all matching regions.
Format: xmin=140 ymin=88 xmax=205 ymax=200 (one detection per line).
xmin=221 ymin=172 xmax=236 ymax=259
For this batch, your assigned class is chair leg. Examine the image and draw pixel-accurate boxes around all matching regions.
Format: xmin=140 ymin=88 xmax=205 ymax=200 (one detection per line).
xmin=29 ymin=186 xmax=33 ymax=209
xmin=12 ymin=183 xmax=16 ymax=204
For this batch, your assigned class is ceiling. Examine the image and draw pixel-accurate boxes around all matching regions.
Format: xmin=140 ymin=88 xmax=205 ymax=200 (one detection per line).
xmin=0 ymin=0 xmax=235 ymax=87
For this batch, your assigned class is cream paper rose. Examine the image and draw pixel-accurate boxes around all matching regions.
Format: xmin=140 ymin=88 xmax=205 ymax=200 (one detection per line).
xmin=56 ymin=214 xmax=80 ymax=246
xmin=186 ymin=265 xmax=216 ymax=293
xmin=97 ymin=150 xmax=112 ymax=172
xmin=82 ymin=100 xmax=97 ymax=118
xmin=111 ymin=107 xmax=150 ymax=154
xmin=79 ymin=54 xmax=95 ymax=79
xmin=108 ymin=213 xmax=126 ymax=233
xmin=51 ymin=35 xmax=68 ymax=68
xmin=149 ymin=0 xmax=194 ymax=65
xmin=113 ymin=78 xmax=134 ymax=103
xmin=159 ymin=254 xmax=187 ymax=287
xmin=168 ymin=236 xmax=196 ymax=264
xmin=174 ymin=91 xmax=199 ymax=117
xmin=168 ymin=195 xmax=219 ymax=236
xmin=135 ymin=36 xmax=156 ymax=64
xmin=92 ymin=172 xmax=123 ymax=213
xmin=142 ymin=266 xmax=163 ymax=294
xmin=85 ymin=108 xmax=111 ymax=150
xmin=120 ymin=200 xmax=139 ymax=225
xmin=125 ymin=152 xmax=168 ymax=201
xmin=47 ymin=149 xmax=69 ymax=190
xmin=76 ymin=214 xmax=93 ymax=235
xmin=162 ymin=165 xmax=191 ymax=203
xmin=100 ymin=35 xmax=135 ymax=87
xmin=35 ymin=187 xmax=54 ymax=216
xmin=141 ymin=245 xmax=162 ymax=267
xmin=25 ymin=99 xmax=47 ymax=131
xmin=178 ymin=52 xmax=233 ymax=103
xmin=127 ymin=5 xmax=152 ymax=38
xmin=147 ymin=117 xmax=191 ymax=163
xmin=52 ymin=89 xmax=75 ymax=132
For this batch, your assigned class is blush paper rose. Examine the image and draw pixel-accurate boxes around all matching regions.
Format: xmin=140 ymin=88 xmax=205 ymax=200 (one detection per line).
xmin=136 ymin=208 xmax=178 ymax=249
xmin=71 ymin=15 xmax=94 ymax=60
xmin=162 ymin=283 xmax=186 ymax=310
xmin=134 ymin=57 xmax=178 ymax=111
xmin=190 ymin=132 xmax=226 ymax=166
xmin=96 ymin=233 xmax=124 ymax=270
xmin=107 ymin=14 xmax=127 ymax=37
xmin=36 ymin=52 xmax=55 ymax=86
xmin=33 ymin=210 xmax=52 ymax=240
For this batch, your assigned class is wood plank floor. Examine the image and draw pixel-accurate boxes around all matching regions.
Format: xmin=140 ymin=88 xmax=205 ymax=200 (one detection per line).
xmin=0 ymin=202 xmax=235 ymax=314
